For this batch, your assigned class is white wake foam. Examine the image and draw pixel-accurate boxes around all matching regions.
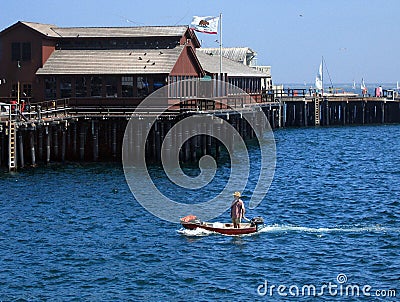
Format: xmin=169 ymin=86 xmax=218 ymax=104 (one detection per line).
xmin=258 ymin=224 xmax=400 ymax=234
xmin=177 ymin=225 xmax=400 ymax=237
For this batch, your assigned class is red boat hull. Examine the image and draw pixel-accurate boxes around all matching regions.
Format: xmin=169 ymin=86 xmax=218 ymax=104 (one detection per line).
xmin=181 ymin=221 xmax=258 ymax=235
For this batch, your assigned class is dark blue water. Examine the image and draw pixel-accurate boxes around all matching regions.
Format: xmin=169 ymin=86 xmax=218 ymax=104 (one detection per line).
xmin=1 ymin=125 xmax=399 ymax=301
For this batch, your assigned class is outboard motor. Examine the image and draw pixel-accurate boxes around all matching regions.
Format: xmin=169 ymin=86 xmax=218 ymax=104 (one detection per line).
xmin=250 ymin=217 xmax=265 ymax=231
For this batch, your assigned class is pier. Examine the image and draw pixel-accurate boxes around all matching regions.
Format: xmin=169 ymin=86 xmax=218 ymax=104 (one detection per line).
xmin=1 ymin=89 xmax=399 ymax=171
xmin=1 ymin=22 xmax=399 ymax=171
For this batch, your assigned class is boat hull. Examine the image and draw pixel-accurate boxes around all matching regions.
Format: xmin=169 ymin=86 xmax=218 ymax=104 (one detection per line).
xmin=181 ymin=221 xmax=258 ymax=235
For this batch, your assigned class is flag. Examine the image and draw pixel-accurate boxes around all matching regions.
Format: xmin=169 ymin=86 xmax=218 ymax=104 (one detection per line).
xmin=190 ymin=16 xmax=219 ymax=34
xmin=315 ymin=62 xmax=323 ymax=90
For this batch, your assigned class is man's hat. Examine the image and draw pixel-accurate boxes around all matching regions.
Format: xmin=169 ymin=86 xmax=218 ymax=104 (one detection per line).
xmin=233 ymin=191 xmax=241 ymax=198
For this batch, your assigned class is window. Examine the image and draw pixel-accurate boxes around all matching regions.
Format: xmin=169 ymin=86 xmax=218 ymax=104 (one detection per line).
xmin=122 ymin=76 xmax=134 ymax=97
xmin=11 ymin=83 xmax=18 ymax=97
xmin=106 ymin=76 xmax=118 ymax=97
xmin=11 ymin=42 xmax=31 ymax=61
xmin=22 ymin=43 xmax=31 ymax=61
xmin=137 ymin=76 xmax=149 ymax=97
xmin=45 ymin=77 xmax=56 ymax=100
xmin=60 ymin=77 xmax=72 ymax=98
xmin=75 ymin=76 xmax=87 ymax=97
xmin=22 ymin=83 xmax=32 ymax=97
xmin=153 ymin=76 xmax=166 ymax=92
xmin=11 ymin=43 xmax=20 ymax=61
xmin=90 ymin=76 xmax=102 ymax=97
xmin=9 ymin=83 xmax=32 ymax=98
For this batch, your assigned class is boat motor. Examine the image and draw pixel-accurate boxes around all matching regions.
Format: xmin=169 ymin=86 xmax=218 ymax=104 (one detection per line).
xmin=250 ymin=217 xmax=265 ymax=231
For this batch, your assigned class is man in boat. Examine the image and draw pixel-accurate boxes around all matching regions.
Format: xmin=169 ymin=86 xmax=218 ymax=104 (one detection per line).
xmin=230 ymin=191 xmax=245 ymax=228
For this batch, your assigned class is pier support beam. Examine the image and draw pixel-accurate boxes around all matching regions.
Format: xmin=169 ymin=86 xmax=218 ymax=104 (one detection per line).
xmin=38 ymin=127 xmax=43 ymax=162
xmin=92 ymin=121 xmax=99 ymax=162
xmin=112 ymin=122 xmax=117 ymax=160
xmin=79 ymin=124 xmax=85 ymax=161
xmin=46 ymin=126 xmax=51 ymax=164
xmin=18 ymin=131 xmax=24 ymax=168
xmin=72 ymin=122 xmax=77 ymax=159
xmin=53 ymin=127 xmax=59 ymax=161
xmin=30 ymin=130 xmax=36 ymax=166
xmin=61 ymin=129 xmax=66 ymax=162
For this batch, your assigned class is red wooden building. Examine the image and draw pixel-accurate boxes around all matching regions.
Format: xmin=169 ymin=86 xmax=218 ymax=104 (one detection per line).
xmin=0 ymin=21 xmax=269 ymax=108
xmin=0 ymin=21 xmax=204 ymax=105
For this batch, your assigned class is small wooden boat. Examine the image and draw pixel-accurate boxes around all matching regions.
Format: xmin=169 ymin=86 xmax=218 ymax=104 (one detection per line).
xmin=180 ymin=215 xmax=265 ymax=235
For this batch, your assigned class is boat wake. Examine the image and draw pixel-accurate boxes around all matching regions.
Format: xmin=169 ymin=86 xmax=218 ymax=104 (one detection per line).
xmin=257 ymin=224 xmax=400 ymax=234
xmin=177 ymin=224 xmax=400 ymax=237
xmin=177 ymin=228 xmax=214 ymax=236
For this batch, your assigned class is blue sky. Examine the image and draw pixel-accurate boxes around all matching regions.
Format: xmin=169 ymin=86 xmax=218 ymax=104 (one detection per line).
xmin=1 ymin=0 xmax=399 ymax=84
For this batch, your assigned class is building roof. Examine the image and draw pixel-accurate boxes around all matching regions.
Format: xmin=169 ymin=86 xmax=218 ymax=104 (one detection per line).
xmin=36 ymin=47 xmax=184 ymax=75
xmin=197 ymin=47 xmax=256 ymax=64
xmin=52 ymin=25 xmax=190 ymax=38
xmin=20 ymin=21 xmax=59 ymax=37
xmin=3 ymin=21 xmax=190 ymax=39
xmin=196 ymin=51 xmax=267 ymax=77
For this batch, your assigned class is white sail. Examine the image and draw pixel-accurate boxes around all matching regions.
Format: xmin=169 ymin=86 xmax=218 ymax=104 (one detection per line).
xmin=315 ymin=62 xmax=323 ymax=90
xmin=360 ymin=78 xmax=366 ymax=90
xmin=361 ymin=78 xmax=368 ymax=95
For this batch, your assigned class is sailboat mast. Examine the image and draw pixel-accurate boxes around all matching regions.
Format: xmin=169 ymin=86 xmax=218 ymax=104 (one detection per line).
xmin=321 ymin=56 xmax=324 ymax=95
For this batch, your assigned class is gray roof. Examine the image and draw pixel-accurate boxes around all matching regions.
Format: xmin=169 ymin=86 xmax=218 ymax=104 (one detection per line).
xmin=21 ymin=21 xmax=188 ymax=38
xmin=196 ymin=51 xmax=267 ymax=77
xmin=36 ymin=47 xmax=184 ymax=75
xmin=198 ymin=47 xmax=256 ymax=64
xmin=21 ymin=21 xmax=59 ymax=37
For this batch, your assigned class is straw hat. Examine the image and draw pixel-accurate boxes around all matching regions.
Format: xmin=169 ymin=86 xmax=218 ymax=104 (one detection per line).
xmin=233 ymin=191 xmax=241 ymax=198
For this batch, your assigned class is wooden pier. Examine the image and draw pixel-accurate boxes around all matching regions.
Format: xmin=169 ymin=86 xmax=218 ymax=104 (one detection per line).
xmin=1 ymin=90 xmax=400 ymax=171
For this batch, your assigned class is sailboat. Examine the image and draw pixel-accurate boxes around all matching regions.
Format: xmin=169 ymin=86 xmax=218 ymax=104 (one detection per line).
xmin=361 ymin=78 xmax=368 ymax=96
xmin=314 ymin=57 xmax=357 ymax=96
xmin=315 ymin=60 xmax=323 ymax=94
xmin=352 ymin=80 xmax=356 ymax=90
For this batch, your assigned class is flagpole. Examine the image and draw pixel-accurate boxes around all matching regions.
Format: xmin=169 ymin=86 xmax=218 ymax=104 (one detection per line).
xmin=219 ymin=13 xmax=222 ymax=76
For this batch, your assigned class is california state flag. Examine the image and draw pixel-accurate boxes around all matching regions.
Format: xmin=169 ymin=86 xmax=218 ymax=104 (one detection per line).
xmin=190 ymin=16 xmax=219 ymax=34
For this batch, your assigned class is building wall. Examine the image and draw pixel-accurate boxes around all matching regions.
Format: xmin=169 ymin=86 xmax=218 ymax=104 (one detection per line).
xmin=170 ymin=46 xmax=201 ymax=76
xmin=0 ymin=23 xmax=202 ymax=104
xmin=0 ymin=23 xmax=53 ymax=101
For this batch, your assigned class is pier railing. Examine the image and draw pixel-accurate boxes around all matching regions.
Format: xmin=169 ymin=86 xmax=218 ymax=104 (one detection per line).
xmin=66 ymin=93 xmax=279 ymax=116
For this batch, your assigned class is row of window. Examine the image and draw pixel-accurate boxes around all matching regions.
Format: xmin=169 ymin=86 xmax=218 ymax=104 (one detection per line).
xmin=11 ymin=83 xmax=32 ymax=97
xmin=44 ymin=76 xmax=166 ymax=100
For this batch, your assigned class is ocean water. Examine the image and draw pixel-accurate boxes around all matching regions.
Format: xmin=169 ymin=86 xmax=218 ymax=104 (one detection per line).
xmin=0 ymin=125 xmax=399 ymax=301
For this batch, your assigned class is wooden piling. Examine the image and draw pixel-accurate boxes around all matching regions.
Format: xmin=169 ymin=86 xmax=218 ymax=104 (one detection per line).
xmin=112 ymin=122 xmax=117 ymax=159
xmin=18 ymin=131 xmax=25 ymax=168
xmin=45 ymin=126 xmax=51 ymax=164
xmin=72 ymin=122 xmax=77 ymax=159
xmin=92 ymin=121 xmax=99 ymax=161
xmin=61 ymin=129 xmax=66 ymax=162
xmin=53 ymin=127 xmax=59 ymax=161
xmin=30 ymin=130 xmax=36 ymax=166
xmin=79 ymin=124 xmax=85 ymax=161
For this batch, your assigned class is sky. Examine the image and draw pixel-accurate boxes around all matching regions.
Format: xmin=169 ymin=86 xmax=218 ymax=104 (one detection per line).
xmin=1 ymin=0 xmax=399 ymax=85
